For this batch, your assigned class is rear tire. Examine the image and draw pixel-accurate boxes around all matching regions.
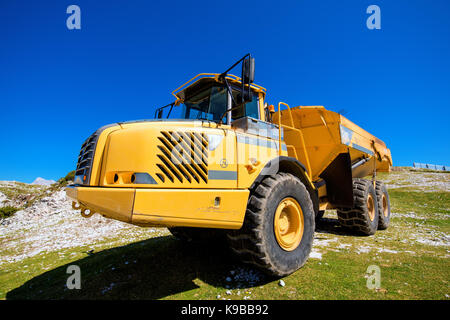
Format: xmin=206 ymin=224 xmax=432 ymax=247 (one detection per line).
xmin=375 ymin=181 xmax=391 ymax=230
xmin=337 ymin=178 xmax=379 ymax=236
xmin=227 ymin=172 xmax=315 ymax=277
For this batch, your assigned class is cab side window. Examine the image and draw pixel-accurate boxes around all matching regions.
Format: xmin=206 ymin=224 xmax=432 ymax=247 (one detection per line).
xmin=231 ymin=92 xmax=259 ymax=120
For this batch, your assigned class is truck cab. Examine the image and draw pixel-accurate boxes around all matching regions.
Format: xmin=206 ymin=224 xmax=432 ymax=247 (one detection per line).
xmin=67 ymin=57 xmax=291 ymax=230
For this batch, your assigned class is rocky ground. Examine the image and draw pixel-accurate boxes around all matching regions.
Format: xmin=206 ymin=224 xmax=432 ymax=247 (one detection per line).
xmin=382 ymin=169 xmax=450 ymax=192
xmin=0 ymin=182 xmax=167 ymax=267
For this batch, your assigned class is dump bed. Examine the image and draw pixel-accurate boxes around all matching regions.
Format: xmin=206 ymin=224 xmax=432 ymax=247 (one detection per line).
xmin=273 ymin=106 xmax=392 ymax=181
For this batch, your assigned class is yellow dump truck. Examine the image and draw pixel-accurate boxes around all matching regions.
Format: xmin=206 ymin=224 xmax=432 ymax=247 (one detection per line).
xmin=66 ymin=55 xmax=392 ymax=276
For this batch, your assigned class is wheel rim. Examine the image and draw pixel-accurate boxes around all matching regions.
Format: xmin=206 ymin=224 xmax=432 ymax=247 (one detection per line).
xmin=382 ymin=194 xmax=388 ymax=217
xmin=274 ymin=197 xmax=304 ymax=251
xmin=367 ymin=194 xmax=375 ymax=221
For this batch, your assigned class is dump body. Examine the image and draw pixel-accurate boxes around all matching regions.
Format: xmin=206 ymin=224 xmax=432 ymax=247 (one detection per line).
xmin=274 ymin=106 xmax=392 ymax=180
xmin=273 ymin=105 xmax=392 ymax=209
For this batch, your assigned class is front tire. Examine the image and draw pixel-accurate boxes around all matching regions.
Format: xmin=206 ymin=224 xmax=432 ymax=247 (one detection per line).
xmin=227 ymin=172 xmax=315 ymax=277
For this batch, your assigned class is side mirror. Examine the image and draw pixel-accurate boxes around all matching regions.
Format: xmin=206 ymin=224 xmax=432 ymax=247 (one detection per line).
xmin=243 ymin=89 xmax=253 ymax=103
xmin=242 ymin=57 xmax=255 ymax=103
xmin=157 ymin=109 xmax=163 ymax=119
xmin=242 ymin=57 xmax=255 ymax=84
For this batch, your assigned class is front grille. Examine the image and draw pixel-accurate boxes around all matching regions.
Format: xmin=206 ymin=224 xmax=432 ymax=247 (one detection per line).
xmin=74 ymin=131 xmax=100 ymax=185
xmin=74 ymin=124 xmax=117 ymax=185
xmin=155 ymin=131 xmax=209 ymax=184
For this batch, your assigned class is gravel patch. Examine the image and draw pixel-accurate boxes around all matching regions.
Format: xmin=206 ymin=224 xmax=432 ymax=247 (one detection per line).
xmin=0 ymin=188 xmax=167 ymax=266
xmin=383 ymin=171 xmax=450 ymax=192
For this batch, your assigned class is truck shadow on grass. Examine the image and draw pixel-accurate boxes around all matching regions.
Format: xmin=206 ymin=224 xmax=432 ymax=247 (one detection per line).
xmin=6 ymin=236 xmax=273 ymax=300
xmin=315 ymin=217 xmax=353 ymax=236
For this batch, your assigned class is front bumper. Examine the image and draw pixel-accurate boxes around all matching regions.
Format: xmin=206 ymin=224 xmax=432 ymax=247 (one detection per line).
xmin=66 ymin=186 xmax=249 ymax=229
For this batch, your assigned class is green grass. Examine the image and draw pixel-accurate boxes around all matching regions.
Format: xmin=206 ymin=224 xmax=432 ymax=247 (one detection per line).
xmin=1 ymin=171 xmax=449 ymax=300
xmin=2 ymin=236 xmax=448 ymax=300
xmin=57 ymin=170 xmax=75 ymax=187
xmin=389 ymin=189 xmax=450 ymax=214
xmin=0 ymin=206 xmax=19 ymax=219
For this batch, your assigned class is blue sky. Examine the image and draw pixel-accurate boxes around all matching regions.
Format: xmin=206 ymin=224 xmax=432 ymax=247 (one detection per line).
xmin=0 ymin=0 xmax=449 ymax=182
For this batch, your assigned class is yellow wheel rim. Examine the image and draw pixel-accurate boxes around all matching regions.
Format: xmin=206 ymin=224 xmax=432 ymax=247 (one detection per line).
xmin=274 ymin=197 xmax=304 ymax=251
xmin=382 ymin=194 xmax=388 ymax=217
xmin=367 ymin=194 xmax=375 ymax=221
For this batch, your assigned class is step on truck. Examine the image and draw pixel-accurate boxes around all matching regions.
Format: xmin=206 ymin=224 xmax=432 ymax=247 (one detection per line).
xmin=66 ymin=54 xmax=393 ymax=276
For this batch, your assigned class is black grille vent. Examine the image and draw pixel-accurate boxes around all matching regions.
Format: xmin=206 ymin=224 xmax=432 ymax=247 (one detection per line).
xmin=74 ymin=123 xmax=120 ymax=185
xmin=74 ymin=131 xmax=101 ymax=185
xmin=156 ymin=131 xmax=208 ymax=184
xmin=74 ymin=124 xmax=117 ymax=185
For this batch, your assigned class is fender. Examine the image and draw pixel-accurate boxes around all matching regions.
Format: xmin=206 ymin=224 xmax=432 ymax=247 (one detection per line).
xmin=250 ymin=156 xmax=319 ymax=215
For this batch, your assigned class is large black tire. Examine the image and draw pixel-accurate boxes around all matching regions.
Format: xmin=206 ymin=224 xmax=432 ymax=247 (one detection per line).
xmin=227 ymin=172 xmax=315 ymax=277
xmin=337 ymin=178 xmax=379 ymax=236
xmin=375 ymin=181 xmax=391 ymax=230
xmin=168 ymin=227 xmax=226 ymax=243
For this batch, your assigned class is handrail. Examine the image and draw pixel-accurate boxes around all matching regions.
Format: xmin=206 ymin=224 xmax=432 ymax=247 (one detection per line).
xmin=171 ymin=73 xmax=267 ymax=99
xmin=171 ymin=73 xmax=219 ymax=99
xmin=277 ymin=102 xmax=313 ymax=180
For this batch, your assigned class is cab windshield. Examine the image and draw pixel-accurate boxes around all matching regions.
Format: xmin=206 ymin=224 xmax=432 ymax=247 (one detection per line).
xmin=181 ymin=85 xmax=259 ymax=122
xmin=156 ymin=85 xmax=260 ymax=122
xmin=182 ymin=86 xmax=228 ymax=122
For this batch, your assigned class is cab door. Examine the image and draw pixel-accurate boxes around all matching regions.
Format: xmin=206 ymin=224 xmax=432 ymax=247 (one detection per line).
xmin=201 ymin=123 xmax=238 ymax=188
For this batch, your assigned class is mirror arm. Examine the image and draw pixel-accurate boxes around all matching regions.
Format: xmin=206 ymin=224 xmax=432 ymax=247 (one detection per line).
xmin=218 ymin=77 xmax=239 ymax=124
xmin=218 ymin=53 xmax=255 ymax=125
xmin=155 ymin=102 xmax=175 ymax=119
xmin=219 ymin=53 xmax=250 ymax=79
xmin=166 ymin=103 xmax=174 ymax=118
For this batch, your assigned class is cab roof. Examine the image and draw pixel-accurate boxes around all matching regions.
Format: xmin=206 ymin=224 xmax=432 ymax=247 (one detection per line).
xmin=172 ymin=73 xmax=266 ymax=102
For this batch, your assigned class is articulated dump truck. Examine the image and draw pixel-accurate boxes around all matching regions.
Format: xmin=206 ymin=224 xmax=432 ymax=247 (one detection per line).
xmin=66 ymin=55 xmax=392 ymax=276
